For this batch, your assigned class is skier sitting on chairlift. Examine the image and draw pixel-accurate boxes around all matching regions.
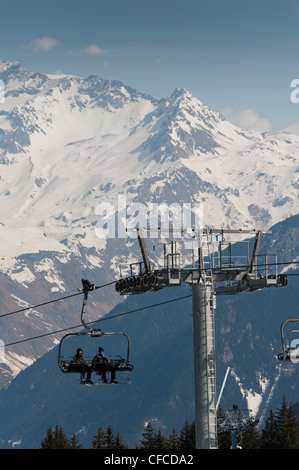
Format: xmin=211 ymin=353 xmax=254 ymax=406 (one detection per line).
xmin=72 ymin=348 xmax=93 ymax=385
xmin=92 ymin=347 xmax=118 ymax=384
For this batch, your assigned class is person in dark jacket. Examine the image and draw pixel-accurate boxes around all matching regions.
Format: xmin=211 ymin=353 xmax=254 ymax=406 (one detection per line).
xmin=72 ymin=348 xmax=93 ymax=385
xmin=92 ymin=347 xmax=118 ymax=384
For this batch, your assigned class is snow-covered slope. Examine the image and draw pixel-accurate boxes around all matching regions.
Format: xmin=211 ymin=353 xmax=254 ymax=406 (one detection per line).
xmin=0 ymin=60 xmax=298 ymax=263
xmin=0 ymin=59 xmax=298 ymax=387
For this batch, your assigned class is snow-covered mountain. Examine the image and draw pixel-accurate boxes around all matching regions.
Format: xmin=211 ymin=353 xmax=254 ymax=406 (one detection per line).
xmin=0 ymin=59 xmax=298 ymax=259
xmin=0 ymin=59 xmax=298 ymax=387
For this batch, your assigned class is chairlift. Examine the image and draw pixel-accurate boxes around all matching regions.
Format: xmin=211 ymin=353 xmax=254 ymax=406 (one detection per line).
xmin=277 ymin=319 xmax=299 ymax=362
xmin=58 ymin=279 xmax=134 ymax=385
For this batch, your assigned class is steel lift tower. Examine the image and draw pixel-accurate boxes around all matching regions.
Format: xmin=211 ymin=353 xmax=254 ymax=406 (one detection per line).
xmin=115 ymin=227 xmax=288 ymax=449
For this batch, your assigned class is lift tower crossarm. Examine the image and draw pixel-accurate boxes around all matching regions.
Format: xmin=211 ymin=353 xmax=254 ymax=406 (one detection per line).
xmin=137 ymin=229 xmax=151 ymax=273
xmin=249 ymin=230 xmax=262 ymax=273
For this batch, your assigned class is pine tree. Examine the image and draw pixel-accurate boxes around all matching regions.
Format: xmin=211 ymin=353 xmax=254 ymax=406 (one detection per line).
xmin=69 ymin=432 xmax=83 ymax=449
xmin=139 ymin=421 xmax=156 ymax=449
xmin=153 ymin=428 xmax=168 ymax=449
xmin=105 ymin=424 xmax=115 ymax=449
xmin=260 ymin=410 xmax=278 ymax=449
xmin=239 ymin=419 xmax=260 ymax=449
xmin=217 ymin=405 xmax=231 ymax=449
xmin=113 ymin=432 xmax=128 ymax=449
xmin=167 ymin=428 xmax=181 ymax=449
xmin=92 ymin=425 xmax=106 ymax=449
xmin=274 ymin=396 xmax=299 ymax=449
xmin=41 ymin=424 xmax=70 ymax=449
xmin=41 ymin=425 xmax=55 ymax=449
xmin=179 ymin=420 xmax=195 ymax=449
xmin=53 ymin=424 xmax=71 ymax=449
xmin=260 ymin=398 xmax=299 ymax=449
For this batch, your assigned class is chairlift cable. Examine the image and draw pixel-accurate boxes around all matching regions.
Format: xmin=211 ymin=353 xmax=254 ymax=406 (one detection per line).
xmin=0 ymin=280 xmax=116 ymax=319
xmin=0 ymin=259 xmax=298 ymax=321
xmin=3 ymin=272 xmax=299 ymax=348
xmin=3 ymin=294 xmax=192 ymax=349
xmin=0 ymin=261 xmax=299 ymax=320
xmin=0 ymin=291 xmax=83 ymax=319
xmin=0 ymin=257 xmax=298 ymax=344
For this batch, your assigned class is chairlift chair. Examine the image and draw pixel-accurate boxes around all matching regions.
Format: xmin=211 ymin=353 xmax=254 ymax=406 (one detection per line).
xmin=277 ymin=319 xmax=299 ymax=362
xmin=57 ymin=279 xmax=134 ymax=384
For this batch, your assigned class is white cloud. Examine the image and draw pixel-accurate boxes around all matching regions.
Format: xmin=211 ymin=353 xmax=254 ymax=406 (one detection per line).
xmin=83 ymin=44 xmax=106 ymax=55
xmin=30 ymin=36 xmax=58 ymax=51
xmin=283 ymin=123 xmax=299 ymax=136
xmin=222 ymin=106 xmax=271 ymax=132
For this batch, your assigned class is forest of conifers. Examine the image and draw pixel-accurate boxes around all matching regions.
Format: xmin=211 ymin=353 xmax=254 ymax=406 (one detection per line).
xmin=40 ymin=397 xmax=299 ymax=449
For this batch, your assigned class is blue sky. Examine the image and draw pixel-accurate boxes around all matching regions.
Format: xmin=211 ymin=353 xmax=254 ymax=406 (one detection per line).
xmin=0 ymin=0 xmax=298 ymax=133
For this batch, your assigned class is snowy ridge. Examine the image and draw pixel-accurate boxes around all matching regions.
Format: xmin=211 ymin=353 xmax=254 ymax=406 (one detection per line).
xmin=0 ymin=59 xmax=298 ymax=387
xmin=0 ymin=59 xmax=298 ymax=270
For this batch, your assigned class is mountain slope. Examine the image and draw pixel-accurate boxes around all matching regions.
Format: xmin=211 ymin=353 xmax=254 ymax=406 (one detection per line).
xmin=0 ymin=59 xmax=298 ymax=388
xmin=0 ymin=58 xmax=298 ymax=260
